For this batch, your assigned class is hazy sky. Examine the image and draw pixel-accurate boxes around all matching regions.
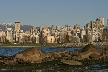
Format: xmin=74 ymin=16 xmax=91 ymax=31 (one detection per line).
xmin=0 ymin=0 xmax=108 ymax=28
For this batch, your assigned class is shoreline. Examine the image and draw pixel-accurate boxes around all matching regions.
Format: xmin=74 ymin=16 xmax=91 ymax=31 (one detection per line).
xmin=0 ymin=46 xmax=44 ymax=48
xmin=0 ymin=45 xmax=107 ymax=48
xmin=0 ymin=42 xmax=107 ymax=48
xmin=0 ymin=43 xmax=107 ymax=48
xmin=0 ymin=46 xmax=59 ymax=48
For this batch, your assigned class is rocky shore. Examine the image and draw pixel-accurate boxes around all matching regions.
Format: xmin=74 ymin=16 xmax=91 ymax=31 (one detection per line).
xmin=0 ymin=44 xmax=108 ymax=71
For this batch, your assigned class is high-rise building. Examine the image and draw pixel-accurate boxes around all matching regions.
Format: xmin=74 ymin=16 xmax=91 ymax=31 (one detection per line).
xmin=96 ymin=17 xmax=104 ymax=25
xmin=91 ymin=17 xmax=104 ymax=29
xmin=14 ymin=21 xmax=21 ymax=42
xmin=90 ymin=17 xmax=104 ymax=42
xmin=14 ymin=21 xmax=20 ymax=31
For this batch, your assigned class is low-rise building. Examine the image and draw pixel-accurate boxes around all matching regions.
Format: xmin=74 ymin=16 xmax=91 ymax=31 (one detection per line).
xmin=47 ymin=35 xmax=55 ymax=43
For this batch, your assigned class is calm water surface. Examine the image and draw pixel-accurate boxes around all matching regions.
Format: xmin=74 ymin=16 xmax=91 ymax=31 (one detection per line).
xmin=0 ymin=47 xmax=81 ymax=56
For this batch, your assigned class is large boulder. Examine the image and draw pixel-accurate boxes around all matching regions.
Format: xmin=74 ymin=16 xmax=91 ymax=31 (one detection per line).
xmin=76 ymin=44 xmax=100 ymax=60
xmin=82 ymin=44 xmax=98 ymax=53
xmin=14 ymin=47 xmax=46 ymax=63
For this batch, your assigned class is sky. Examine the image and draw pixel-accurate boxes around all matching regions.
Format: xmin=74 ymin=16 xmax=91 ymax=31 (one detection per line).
xmin=0 ymin=0 xmax=108 ymax=28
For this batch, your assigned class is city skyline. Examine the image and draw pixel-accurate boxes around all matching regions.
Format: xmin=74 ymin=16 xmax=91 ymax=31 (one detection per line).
xmin=0 ymin=0 xmax=108 ymax=28
xmin=0 ymin=17 xmax=107 ymax=44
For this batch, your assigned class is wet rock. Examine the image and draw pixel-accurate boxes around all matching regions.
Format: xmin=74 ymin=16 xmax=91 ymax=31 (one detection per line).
xmin=89 ymin=53 xmax=101 ymax=60
xmin=82 ymin=44 xmax=98 ymax=53
xmin=14 ymin=47 xmax=46 ymax=63
xmin=76 ymin=44 xmax=100 ymax=60
xmin=4 ymin=60 xmax=16 ymax=65
xmin=61 ymin=59 xmax=82 ymax=65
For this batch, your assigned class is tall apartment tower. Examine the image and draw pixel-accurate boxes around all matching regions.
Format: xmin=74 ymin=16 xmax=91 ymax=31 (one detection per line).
xmin=96 ymin=17 xmax=104 ymax=25
xmin=14 ymin=21 xmax=20 ymax=31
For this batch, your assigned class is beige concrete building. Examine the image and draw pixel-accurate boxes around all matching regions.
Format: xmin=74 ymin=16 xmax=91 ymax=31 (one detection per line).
xmin=0 ymin=28 xmax=5 ymax=43
xmin=5 ymin=28 xmax=13 ymax=42
xmin=81 ymin=28 xmax=86 ymax=39
xmin=14 ymin=21 xmax=21 ymax=42
xmin=96 ymin=17 xmax=104 ymax=25
xmin=90 ymin=17 xmax=104 ymax=42
xmin=73 ymin=24 xmax=80 ymax=29
xmin=42 ymin=28 xmax=50 ymax=37
xmin=14 ymin=21 xmax=20 ymax=31
xmin=35 ymin=34 xmax=39 ymax=43
xmin=19 ymin=30 xmax=24 ymax=43
xmin=47 ymin=35 xmax=55 ymax=43
xmin=72 ymin=24 xmax=80 ymax=37
xmin=86 ymin=23 xmax=91 ymax=29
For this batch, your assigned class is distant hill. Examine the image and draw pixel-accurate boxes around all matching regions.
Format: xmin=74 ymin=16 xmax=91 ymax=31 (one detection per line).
xmin=0 ymin=23 xmax=51 ymax=32
xmin=20 ymin=25 xmax=34 ymax=32
xmin=0 ymin=24 xmax=34 ymax=32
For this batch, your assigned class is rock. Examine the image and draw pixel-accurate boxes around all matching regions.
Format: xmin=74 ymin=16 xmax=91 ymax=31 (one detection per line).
xmin=82 ymin=44 xmax=98 ymax=53
xmin=14 ymin=47 xmax=46 ymax=63
xmin=4 ymin=60 xmax=16 ymax=65
xmin=89 ymin=53 xmax=100 ymax=60
xmin=44 ymin=51 xmax=62 ymax=61
xmin=76 ymin=44 xmax=100 ymax=60
xmin=53 ymin=52 xmax=62 ymax=58
xmin=61 ymin=59 xmax=82 ymax=65
xmin=18 ymin=47 xmax=40 ymax=57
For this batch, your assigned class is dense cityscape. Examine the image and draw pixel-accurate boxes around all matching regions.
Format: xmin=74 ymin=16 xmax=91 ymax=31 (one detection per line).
xmin=0 ymin=17 xmax=108 ymax=45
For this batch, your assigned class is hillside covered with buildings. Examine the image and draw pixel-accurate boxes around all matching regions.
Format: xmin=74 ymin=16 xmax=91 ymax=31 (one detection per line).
xmin=0 ymin=17 xmax=108 ymax=44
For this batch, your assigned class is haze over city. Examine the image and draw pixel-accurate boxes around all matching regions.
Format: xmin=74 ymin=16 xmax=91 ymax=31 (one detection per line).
xmin=0 ymin=0 xmax=108 ymax=28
